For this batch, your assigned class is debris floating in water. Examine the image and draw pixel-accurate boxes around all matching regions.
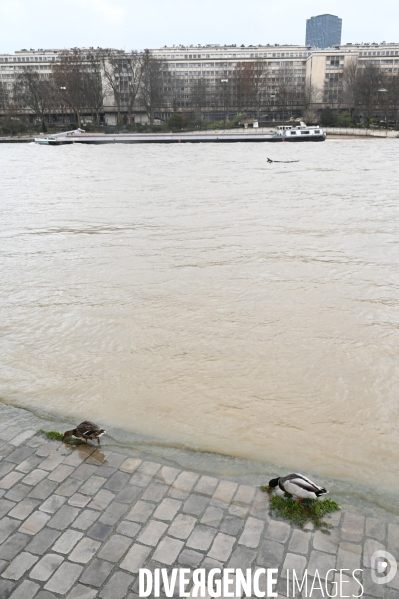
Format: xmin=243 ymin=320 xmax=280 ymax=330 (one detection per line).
xmin=267 ymin=158 xmax=300 ymax=163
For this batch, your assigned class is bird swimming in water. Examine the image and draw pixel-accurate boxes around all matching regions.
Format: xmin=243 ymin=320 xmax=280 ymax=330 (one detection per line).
xmin=268 ymin=473 xmax=328 ymax=502
xmin=62 ymin=421 xmax=106 ymax=445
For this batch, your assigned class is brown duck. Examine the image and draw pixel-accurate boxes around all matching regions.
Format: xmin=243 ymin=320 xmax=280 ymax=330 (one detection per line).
xmin=62 ymin=421 xmax=106 ymax=445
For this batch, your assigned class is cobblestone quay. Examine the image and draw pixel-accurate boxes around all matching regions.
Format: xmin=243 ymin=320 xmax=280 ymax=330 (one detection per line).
xmin=0 ymin=404 xmax=398 ymax=598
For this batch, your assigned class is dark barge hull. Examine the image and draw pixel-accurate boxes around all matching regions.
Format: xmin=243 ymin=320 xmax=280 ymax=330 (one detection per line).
xmin=38 ymin=132 xmax=326 ymax=145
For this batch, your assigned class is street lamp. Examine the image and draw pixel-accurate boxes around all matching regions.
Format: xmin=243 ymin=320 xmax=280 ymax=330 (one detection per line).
xmin=378 ymin=88 xmax=388 ymax=129
xmin=60 ymin=86 xmax=66 ymax=125
xmin=220 ymin=79 xmax=229 ymax=127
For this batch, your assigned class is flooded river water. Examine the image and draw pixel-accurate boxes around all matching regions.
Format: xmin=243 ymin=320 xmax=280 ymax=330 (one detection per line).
xmin=1 ymin=139 xmax=399 ymax=496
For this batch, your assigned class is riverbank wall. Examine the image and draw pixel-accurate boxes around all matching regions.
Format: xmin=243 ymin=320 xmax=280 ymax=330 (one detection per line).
xmin=325 ymin=127 xmax=399 ymax=138
xmin=0 ymin=136 xmax=34 ymax=143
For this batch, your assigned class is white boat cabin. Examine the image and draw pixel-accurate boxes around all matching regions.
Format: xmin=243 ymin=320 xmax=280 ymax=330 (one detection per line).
xmin=275 ymin=124 xmax=324 ymax=138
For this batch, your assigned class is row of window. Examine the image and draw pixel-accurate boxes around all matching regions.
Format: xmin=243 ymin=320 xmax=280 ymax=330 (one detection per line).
xmin=1 ymin=73 xmax=50 ymax=80
xmin=155 ymin=52 xmax=309 ymax=59
xmin=168 ymin=60 xmax=306 ymax=69
xmin=165 ymin=71 xmax=306 ymax=79
xmin=359 ymin=50 xmax=399 ymax=56
xmin=0 ymin=56 xmax=56 ymax=62
xmin=0 ymin=65 xmax=50 ymax=71
xmin=362 ymin=59 xmax=399 ymax=64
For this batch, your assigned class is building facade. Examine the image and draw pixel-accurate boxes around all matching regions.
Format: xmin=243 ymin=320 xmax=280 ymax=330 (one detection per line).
xmin=1 ymin=41 xmax=399 ymax=124
xmin=0 ymin=48 xmax=57 ymax=102
xmin=306 ymin=14 xmax=342 ymax=49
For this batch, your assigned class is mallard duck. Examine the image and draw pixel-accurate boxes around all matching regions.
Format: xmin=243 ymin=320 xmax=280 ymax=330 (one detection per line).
xmin=62 ymin=421 xmax=106 ymax=445
xmin=268 ymin=473 xmax=327 ymax=502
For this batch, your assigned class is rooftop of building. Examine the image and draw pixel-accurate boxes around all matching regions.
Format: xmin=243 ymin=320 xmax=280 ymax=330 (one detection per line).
xmin=1 ymin=41 xmax=399 ymax=59
xmin=307 ymin=14 xmax=341 ymax=19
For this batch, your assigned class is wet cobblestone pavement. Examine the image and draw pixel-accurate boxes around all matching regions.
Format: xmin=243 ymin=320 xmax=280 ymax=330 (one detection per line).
xmin=0 ymin=404 xmax=398 ymax=598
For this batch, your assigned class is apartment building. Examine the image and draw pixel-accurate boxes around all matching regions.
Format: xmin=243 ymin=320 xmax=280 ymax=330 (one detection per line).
xmin=0 ymin=48 xmax=58 ymax=98
xmin=307 ymin=43 xmax=399 ymax=105
xmin=154 ymin=42 xmax=399 ymax=119
xmin=1 ymin=42 xmax=399 ymax=123
xmin=152 ymin=43 xmax=309 ymax=120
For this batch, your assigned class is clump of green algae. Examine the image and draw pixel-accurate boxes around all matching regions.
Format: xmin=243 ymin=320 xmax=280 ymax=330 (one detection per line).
xmin=261 ymin=486 xmax=340 ymax=533
xmin=37 ymin=430 xmax=86 ymax=445
xmin=38 ymin=429 xmax=63 ymax=440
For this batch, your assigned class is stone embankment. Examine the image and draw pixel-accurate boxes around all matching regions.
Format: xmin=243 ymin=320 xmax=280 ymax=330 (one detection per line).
xmin=325 ymin=127 xmax=399 ymax=138
xmin=0 ymin=136 xmax=34 ymax=143
xmin=0 ymin=403 xmax=398 ymax=598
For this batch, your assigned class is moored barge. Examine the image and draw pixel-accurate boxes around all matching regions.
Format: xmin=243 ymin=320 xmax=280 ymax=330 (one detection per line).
xmin=35 ymin=124 xmax=326 ymax=145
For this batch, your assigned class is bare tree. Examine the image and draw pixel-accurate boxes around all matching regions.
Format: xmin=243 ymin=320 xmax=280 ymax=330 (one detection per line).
xmin=0 ymin=81 xmax=9 ymax=111
xmin=247 ymin=60 xmax=268 ymax=118
xmin=99 ymin=50 xmax=145 ymax=125
xmin=342 ymin=59 xmax=357 ymax=110
xmin=98 ymin=49 xmax=124 ymax=125
xmin=140 ymin=50 xmax=168 ymax=125
xmin=0 ymin=75 xmax=23 ymax=133
xmin=165 ymin=71 xmax=181 ymax=113
xmin=343 ymin=61 xmax=385 ymax=126
xmin=301 ymin=82 xmax=321 ymax=122
xmin=53 ymin=50 xmax=88 ymax=127
xmin=85 ymin=51 xmax=106 ymax=125
xmin=233 ymin=60 xmax=268 ymax=117
xmin=215 ymin=75 xmax=232 ymax=125
xmin=123 ymin=52 xmax=145 ymax=124
xmin=14 ymin=69 xmax=55 ymax=130
xmin=190 ymin=77 xmax=208 ymax=121
xmin=381 ymin=74 xmax=399 ymax=126
xmin=275 ymin=65 xmax=297 ymax=119
xmin=233 ymin=62 xmax=249 ymax=113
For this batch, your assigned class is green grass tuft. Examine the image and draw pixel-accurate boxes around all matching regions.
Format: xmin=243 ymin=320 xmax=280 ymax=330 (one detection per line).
xmin=37 ymin=430 xmax=86 ymax=445
xmin=261 ymin=486 xmax=340 ymax=533
xmin=38 ymin=430 xmax=63 ymax=440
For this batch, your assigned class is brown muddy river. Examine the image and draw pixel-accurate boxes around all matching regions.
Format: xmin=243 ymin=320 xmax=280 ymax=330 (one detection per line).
xmin=1 ymin=139 xmax=398 ymax=495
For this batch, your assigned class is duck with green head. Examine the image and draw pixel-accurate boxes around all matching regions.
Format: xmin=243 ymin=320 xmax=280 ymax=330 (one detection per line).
xmin=268 ymin=473 xmax=327 ymax=502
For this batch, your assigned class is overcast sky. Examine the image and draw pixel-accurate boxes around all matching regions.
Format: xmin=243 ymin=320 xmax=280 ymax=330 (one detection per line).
xmin=0 ymin=0 xmax=398 ymax=54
